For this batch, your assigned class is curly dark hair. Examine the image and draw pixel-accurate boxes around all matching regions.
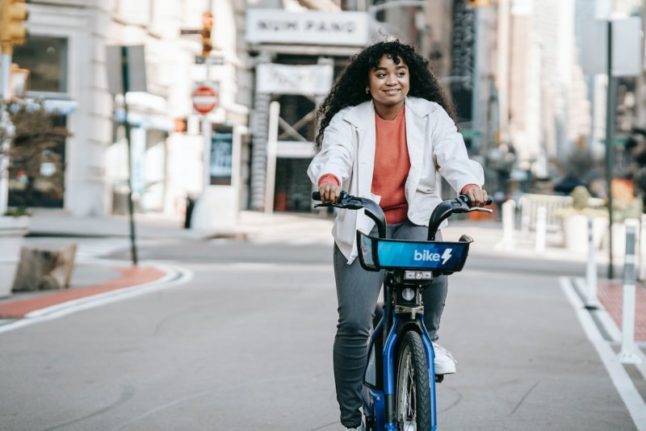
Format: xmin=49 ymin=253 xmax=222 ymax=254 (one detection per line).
xmin=315 ymin=40 xmax=455 ymax=149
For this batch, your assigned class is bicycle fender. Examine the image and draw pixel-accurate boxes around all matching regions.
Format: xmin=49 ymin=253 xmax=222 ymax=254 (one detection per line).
xmin=419 ymin=319 xmax=439 ymax=430
xmin=382 ymin=314 xmax=399 ymax=427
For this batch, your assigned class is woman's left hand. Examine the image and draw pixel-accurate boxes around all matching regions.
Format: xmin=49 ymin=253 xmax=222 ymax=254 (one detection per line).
xmin=461 ymin=184 xmax=488 ymax=207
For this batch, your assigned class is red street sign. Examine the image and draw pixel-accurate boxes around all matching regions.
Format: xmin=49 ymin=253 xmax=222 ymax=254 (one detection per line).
xmin=192 ymin=84 xmax=219 ymax=115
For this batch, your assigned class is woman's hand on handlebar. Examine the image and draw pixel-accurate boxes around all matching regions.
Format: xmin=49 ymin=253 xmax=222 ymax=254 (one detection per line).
xmin=461 ymin=184 xmax=488 ymax=207
xmin=319 ymin=183 xmax=342 ymax=203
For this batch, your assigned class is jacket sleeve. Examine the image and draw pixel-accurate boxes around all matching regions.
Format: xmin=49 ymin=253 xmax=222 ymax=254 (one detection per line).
xmin=307 ymin=112 xmax=354 ymax=186
xmin=431 ymin=107 xmax=484 ymax=193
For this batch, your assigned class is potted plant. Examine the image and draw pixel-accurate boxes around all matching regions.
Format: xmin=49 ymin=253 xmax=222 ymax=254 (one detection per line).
xmin=556 ymin=185 xmax=608 ymax=253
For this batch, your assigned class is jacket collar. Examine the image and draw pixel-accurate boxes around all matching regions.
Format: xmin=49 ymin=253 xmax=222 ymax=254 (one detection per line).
xmin=342 ymin=96 xmax=435 ymax=128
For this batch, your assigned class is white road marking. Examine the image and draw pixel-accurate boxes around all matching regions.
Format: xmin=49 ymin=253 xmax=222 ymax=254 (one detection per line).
xmin=0 ymin=263 xmax=193 ymax=335
xmin=560 ymin=277 xmax=646 ymax=431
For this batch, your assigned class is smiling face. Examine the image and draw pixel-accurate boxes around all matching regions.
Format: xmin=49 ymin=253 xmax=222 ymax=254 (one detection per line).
xmin=367 ymin=54 xmax=410 ymax=116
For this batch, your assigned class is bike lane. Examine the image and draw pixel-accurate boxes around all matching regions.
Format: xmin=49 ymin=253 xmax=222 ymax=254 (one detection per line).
xmin=434 ymin=258 xmax=640 ymax=430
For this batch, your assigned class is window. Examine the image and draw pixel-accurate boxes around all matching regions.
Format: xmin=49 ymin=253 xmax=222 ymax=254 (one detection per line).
xmin=13 ymin=36 xmax=68 ymax=94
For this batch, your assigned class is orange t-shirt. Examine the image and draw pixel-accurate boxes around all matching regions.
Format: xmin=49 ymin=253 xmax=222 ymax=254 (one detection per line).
xmin=372 ymin=107 xmax=410 ymax=224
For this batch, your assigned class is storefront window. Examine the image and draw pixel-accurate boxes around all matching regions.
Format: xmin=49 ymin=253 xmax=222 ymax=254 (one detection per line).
xmin=13 ymin=36 xmax=68 ymax=94
xmin=210 ymin=130 xmax=233 ymax=186
xmin=8 ymin=112 xmax=67 ymax=209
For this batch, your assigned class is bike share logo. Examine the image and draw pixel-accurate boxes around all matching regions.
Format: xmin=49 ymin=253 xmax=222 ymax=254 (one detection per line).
xmin=413 ymin=248 xmax=453 ymax=265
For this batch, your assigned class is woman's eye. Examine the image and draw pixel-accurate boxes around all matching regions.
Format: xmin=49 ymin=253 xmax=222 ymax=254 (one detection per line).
xmin=376 ymin=74 xmax=385 ymax=79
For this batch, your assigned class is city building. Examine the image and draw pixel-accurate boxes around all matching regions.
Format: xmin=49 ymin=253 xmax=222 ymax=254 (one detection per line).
xmin=8 ymin=0 xmax=248 ymax=221
xmin=8 ymin=0 xmax=640 ymax=220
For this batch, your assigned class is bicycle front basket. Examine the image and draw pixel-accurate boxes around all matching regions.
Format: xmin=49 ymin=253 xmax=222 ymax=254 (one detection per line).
xmin=357 ymin=232 xmax=470 ymax=273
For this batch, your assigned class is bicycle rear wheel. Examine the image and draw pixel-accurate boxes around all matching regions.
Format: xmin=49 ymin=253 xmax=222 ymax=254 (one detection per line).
xmin=395 ymin=330 xmax=431 ymax=431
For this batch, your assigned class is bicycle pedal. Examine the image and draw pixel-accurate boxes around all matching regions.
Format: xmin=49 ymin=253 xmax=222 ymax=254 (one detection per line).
xmin=435 ymin=374 xmax=445 ymax=383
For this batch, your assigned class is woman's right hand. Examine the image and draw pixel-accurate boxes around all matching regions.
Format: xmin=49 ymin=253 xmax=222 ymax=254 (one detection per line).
xmin=319 ymin=183 xmax=342 ymax=203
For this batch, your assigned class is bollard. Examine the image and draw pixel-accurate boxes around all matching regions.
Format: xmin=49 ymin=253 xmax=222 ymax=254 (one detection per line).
xmin=619 ymin=219 xmax=642 ymax=364
xmin=640 ymin=214 xmax=646 ymax=281
xmin=584 ymin=217 xmax=599 ymax=309
xmin=535 ymin=206 xmax=546 ymax=253
xmin=502 ymin=200 xmax=516 ymax=249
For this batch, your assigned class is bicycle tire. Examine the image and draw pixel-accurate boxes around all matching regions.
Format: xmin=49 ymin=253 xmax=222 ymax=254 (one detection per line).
xmin=395 ymin=330 xmax=432 ymax=431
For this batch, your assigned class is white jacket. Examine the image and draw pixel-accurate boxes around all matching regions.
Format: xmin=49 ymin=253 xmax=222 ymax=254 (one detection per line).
xmin=307 ymin=97 xmax=484 ymax=263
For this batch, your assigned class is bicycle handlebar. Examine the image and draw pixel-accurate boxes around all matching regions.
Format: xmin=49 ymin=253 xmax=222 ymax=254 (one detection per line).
xmin=313 ymin=191 xmax=387 ymax=238
xmin=312 ymin=191 xmax=492 ymax=241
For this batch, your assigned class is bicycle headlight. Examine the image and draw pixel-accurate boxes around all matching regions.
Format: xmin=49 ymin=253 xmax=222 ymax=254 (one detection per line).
xmin=402 ymin=287 xmax=415 ymax=301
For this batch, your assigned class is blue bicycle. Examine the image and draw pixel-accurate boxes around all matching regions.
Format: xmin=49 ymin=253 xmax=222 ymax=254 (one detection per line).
xmin=313 ymin=191 xmax=491 ymax=431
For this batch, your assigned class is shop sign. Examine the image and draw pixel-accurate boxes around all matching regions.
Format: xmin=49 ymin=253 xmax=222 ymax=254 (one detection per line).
xmin=246 ymin=10 xmax=369 ymax=46
xmin=257 ymin=63 xmax=333 ymax=95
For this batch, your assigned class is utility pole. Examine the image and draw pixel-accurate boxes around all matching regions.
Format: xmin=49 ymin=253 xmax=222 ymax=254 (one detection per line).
xmin=605 ymin=19 xmax=616 ymax=279
xmin=120 ymin=46 xmax=138 ymax=267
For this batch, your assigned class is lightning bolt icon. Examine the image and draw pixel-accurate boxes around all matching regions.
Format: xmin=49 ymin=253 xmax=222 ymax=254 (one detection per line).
xmin=441 ymin=248 xmax=453 ymax=265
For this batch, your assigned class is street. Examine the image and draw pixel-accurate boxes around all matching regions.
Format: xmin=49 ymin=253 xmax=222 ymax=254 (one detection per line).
xmin=0 ymin=235 xmax=637 ymax=431
xmin=1 ymin=1 xmax=645 ymax=430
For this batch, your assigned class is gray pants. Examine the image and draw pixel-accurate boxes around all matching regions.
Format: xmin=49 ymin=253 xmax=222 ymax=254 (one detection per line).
xmin=332 ymin=220 xmax=448 ymax=428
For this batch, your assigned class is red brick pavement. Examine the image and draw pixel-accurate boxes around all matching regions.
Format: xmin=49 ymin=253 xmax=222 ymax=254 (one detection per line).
xmin=597 ymin=279 xmax=646 ymax=342
xmin=0 ymin=266 xmax=166 ymax=319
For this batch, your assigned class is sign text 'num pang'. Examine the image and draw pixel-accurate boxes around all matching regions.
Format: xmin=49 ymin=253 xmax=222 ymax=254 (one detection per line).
xmin=304 ymin=20 xmax=356 ymax=33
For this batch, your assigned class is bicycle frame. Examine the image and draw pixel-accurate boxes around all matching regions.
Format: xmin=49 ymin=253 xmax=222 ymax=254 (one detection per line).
xmin=364 ymin=278 xmax=439 ymax=431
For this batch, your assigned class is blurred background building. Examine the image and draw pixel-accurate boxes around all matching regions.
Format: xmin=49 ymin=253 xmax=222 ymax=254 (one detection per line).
xmin=2 ymin=0 xmax=644 ymax=220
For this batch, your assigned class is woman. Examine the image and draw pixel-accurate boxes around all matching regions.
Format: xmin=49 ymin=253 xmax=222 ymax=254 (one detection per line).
xmin=307 ymin=40 xmax=487 ymax=431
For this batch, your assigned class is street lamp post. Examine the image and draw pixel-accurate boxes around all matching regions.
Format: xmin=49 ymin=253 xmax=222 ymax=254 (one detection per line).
xmin=605 ymin=19 xmax=617 ymax=279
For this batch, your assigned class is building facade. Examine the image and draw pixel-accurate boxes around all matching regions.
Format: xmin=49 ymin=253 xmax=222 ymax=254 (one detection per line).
xmin=11 ymin=0 xmax=249 ymax=218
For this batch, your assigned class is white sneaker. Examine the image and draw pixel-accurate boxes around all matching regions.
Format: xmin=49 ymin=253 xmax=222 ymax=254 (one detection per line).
xmin=433 ymin=342 xmax=457 ymax=374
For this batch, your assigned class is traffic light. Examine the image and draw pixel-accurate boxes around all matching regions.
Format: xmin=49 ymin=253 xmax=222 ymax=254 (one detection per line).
xmin=201 ymin=11 xmax=213 ymax=58
xmin=0 ymin=0 xmax=29 ymax=55
xmin=466 ymin=0 xmax=490 ymax=7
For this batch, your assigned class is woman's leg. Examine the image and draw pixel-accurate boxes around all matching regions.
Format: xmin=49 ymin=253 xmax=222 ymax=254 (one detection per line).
xmin=333 ymin=244 xmax=384 ymax=428
xmin=392 ymin=222 xmax=448 ymax=340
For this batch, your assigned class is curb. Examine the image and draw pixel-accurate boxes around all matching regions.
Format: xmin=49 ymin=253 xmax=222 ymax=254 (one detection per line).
xmin=0 ymin=266 xmax=165 ymax=319
xmin=0 ymin=262 xmax=193 ymax=334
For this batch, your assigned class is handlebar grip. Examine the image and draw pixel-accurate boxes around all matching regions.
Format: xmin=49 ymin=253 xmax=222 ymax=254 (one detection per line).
xmin=312 ymin=191 xmax=321 ymax=201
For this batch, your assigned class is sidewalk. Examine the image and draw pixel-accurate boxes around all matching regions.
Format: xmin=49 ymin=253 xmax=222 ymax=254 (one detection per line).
xmin=597 ymin=279 xmax=646 ymax=342
xmin=25 ymin=207 xmax=334 ymax=241
xmin=0 ymin=265 xmax=166 ymax=319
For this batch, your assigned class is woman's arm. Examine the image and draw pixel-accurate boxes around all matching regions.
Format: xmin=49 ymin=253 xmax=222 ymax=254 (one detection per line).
xmin=307 ymin=113 xmax=354 ymax=202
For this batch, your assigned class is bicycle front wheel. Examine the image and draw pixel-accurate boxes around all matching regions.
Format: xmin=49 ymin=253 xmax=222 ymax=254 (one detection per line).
xmin=395 ymin=330 xmax=432 ymax=431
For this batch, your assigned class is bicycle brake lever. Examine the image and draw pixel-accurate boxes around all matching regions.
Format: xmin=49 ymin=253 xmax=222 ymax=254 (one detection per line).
xmin=341 ymin=199 xmax=364 ymax=210
xmin=468 ymin=207 xmax=493 ymax=214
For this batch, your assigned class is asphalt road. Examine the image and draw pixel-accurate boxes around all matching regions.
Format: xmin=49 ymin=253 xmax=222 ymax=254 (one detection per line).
xmin=0 ymin=239 xmax=636 ymax=431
